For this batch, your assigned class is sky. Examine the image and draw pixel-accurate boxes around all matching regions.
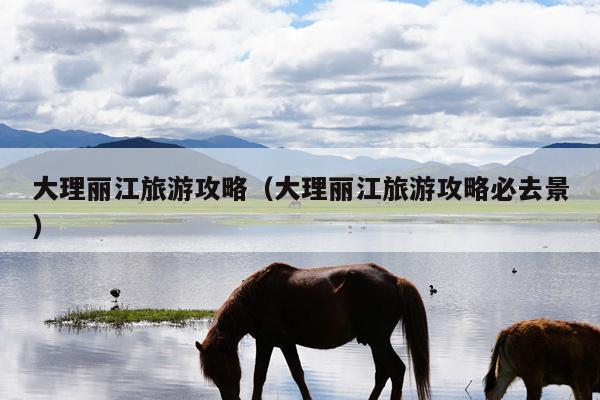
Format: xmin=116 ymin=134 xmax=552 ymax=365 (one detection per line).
xmin=1 ymin=0 xmax=600 ymax=147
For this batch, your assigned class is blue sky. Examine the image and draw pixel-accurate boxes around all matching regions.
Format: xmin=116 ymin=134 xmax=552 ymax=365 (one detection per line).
xmin=1 ymin=0 xmax=599 ymax=147
xmin=284 ymin=0 xmax=322 ymax=15
xmin=284 ymin=0 xmax=562 ymax=14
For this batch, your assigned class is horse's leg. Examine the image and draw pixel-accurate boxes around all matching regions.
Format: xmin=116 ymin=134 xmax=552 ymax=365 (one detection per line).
xmin=251 ymin=340 xmax=273 ymax=400
xmin=371 ymin=341 xmax=406 ymax=400
xmin=572 ymin=384 xmax=593 ymax=400
xmin=281 ymin=344 xmax=312 ymax=400
xmin=486 ymin=361 xmax=516 ymax=400
xmin=368 ymin=345 xmax=389 ymax=400
xmin=523 ymin=378 xmax=542 ymax=400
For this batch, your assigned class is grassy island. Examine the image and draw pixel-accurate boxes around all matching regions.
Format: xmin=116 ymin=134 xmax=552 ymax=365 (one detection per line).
xmin=45 ymin=308 xmax=215 ymax=328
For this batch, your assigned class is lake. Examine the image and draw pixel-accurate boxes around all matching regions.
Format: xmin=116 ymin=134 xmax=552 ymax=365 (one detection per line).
xmin=1 ymin=252 xmax=600 ymax=399
xmin=1 ymin=215 xmax=600 ymax=252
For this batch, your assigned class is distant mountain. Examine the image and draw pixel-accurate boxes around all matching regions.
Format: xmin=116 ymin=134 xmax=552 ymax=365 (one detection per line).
xmin=449 ymin=163 xmax=480 ymax=174
xmin=543 ymin=143 xmax=600 ymax=149
xmin=571 ymin=169 xmax=600 ymax=197
xmin=199 ymin=148 xmax=421 ymax=180
xmin=480 ymin=164 xmax=540 ymax=180
xmin=93 ymin=137 xmax=182 ymax=148
xmin=3 ymin=121 xmax=599 ymax=196
xmin=0 ymin=123 xmax=117 ymax=148
xmin=198 ymin=148 xmax=545 ymax=182
xmin=346 ymin=155 xmax=421 ymax=175
xmin=0 ymin=123 xmax=266 ymax=149
xmin=1 ymin=147 xmax=263 ymax=195
xmin=510 ymin=144 xmax=600 ymax=177
xmin=478 ymin=162 xmax=504 ymax=171
xmin=3 ymin=138 xmax=600 ymax=198
xmin=401 ymin=161 xmax=469 ymax=179
xmin=156 ymin=135 xmax=266 ymax=148
xmin=0 ymin=169 xmax=32 ymax=196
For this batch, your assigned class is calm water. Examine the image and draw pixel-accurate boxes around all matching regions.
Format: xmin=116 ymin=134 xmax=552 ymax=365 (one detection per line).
xmin=2 ymin=252 xmax=600 ymax=399
xmin=1 ymin=215 xmax=600 ymax=252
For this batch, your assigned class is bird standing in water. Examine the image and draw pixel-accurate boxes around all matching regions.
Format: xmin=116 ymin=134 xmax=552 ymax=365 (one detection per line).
xmin=110 ymin=288 xmax=121 ymax=302
xmin=512 ymin=268 xmax=517 ymax=274
xmin=429 ymin=284 xmax=437 ymax=295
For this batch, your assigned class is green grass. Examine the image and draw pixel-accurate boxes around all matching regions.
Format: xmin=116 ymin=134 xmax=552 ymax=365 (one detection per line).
xmin=2 ymin=198 xmax=600 ymax=215
xmin=1 ymin=199 xmax=598 ymax=228
xmin=0 ymin=215 xmax=185 ymax=227
xmin=45 ymin=308 xmax=215 ymax=328
xmin=220 ymin=214 xmax=600 ymax=226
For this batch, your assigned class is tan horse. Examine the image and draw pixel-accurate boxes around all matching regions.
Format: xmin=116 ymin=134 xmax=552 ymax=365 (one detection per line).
xmin=484 ymin=319 xmax=600 ymax=400
xmin=195 ymin=262 xmax=430 ymax=400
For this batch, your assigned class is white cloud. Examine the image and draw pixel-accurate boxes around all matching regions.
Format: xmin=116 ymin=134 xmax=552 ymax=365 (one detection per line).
xmin=53 ymin=58 xmax=102 ymax=88
xmin=1 ymin=0 xmax=600 ymax=146
xmin=121 ymin=67 xmax=175 ymax=97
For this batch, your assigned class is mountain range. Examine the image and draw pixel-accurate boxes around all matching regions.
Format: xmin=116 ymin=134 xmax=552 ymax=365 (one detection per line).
xmin=0 ymin=123 xmax=266 ymax=148
xmin=2 ymin=147 xmax=263 ymax=196
xmin=93 ymin=137 xmax=183 ymax=148
xmin=1 ymin=122 xmax=600 ymax=198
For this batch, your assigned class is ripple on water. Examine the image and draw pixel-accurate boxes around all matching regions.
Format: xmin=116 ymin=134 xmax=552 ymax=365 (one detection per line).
xmin=1 ymin=252 xmax=600 ymax=399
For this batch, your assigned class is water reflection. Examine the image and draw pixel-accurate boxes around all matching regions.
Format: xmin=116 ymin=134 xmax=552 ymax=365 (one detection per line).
xmin=1 ymin=216 xmax=600 ymax=252
xmin=1 ymin=252 xmax=600 ymax=399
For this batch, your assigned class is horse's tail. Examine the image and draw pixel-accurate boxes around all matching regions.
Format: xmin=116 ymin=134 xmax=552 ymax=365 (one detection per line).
xmin=483 ymin=331 xmax=508 ymax=395
xmin=397 ymin=279 xmax=430 ymax=400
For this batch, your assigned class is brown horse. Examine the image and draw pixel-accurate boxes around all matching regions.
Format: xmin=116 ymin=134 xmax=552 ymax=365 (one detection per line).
xmin=195 ymin=262 xmax=430 ymax=400
xmin=484 ymin=319 xmax=600 ymax=400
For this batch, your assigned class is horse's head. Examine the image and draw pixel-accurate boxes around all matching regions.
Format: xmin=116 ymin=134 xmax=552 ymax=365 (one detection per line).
xmin=196 ymin=331 xmax=241 ymax=400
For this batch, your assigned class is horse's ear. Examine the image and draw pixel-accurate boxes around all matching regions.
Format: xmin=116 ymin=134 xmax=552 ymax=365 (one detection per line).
xmin=195 ymin=341 xmax=203 ymax=352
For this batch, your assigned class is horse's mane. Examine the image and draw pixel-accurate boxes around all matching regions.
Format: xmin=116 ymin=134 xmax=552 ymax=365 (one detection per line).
xmin=214 ymin=263 xmax=292 ymax=328
xmin=200 ymin=263 xmax=293 ymax=381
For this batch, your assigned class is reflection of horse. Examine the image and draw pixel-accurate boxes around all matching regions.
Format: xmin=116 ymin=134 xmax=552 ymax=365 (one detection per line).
xmin=195 ymin=262 xmax=430 ymax=400
xmin=485 ymin=319 xmax=600 ymax=400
